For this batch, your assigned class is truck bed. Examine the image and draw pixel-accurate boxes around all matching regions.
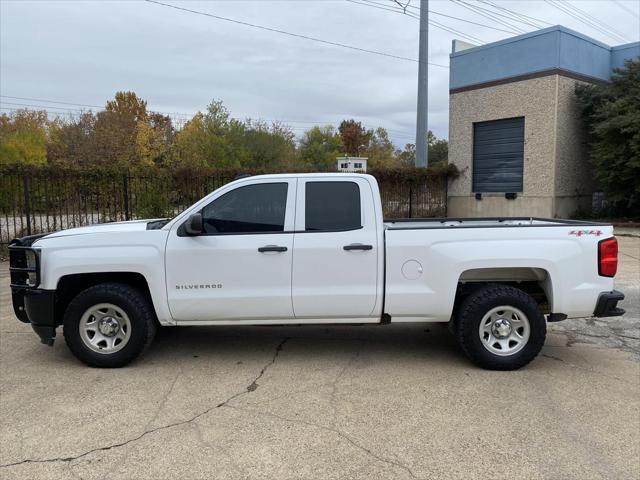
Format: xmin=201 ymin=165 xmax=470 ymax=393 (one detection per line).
xmin=384 ymin=217 xmax=607 ymax=230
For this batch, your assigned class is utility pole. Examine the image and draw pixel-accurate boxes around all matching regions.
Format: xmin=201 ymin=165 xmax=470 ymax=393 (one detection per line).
xmin=415 ymin=0 xmax=429 ymax=167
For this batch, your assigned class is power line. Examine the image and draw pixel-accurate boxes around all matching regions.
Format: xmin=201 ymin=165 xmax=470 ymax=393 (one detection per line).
xmin=350 ymin=0 xmax=485 ymax=44
xmin=0 ymin=97 xmax=417 ymax=138
xmin=144 ymin=0 xmax=448 ymax=68
xmin=449 ymin=0 xmax=526 ymax=35
xmin=544 ymin=0 xmax=607 ymax=38
xmin=613 ymin=0 xmax=640 ymax=20
xmin=357 ymin=0 xmax=495 ymax=41
xmin=0 ymin=101 xmax=89 ymax=112
xmin=429 ymin=9 xmax=519 ymax=34
xmin=0 ymin=95 xmax=195 ymax=118
xmin=404 ymin=0 xmax=552 ymax=31
xmin=1 ymin=96 xmax=102 ymax=110
xmin=347 ymin=0 xmax=408 ymax=15
xmin=364 ymin=0 xmax=533 ymax=36
xmin=453 ymin=0 xmax=631 ymax=44
xmin=564 ymin=0 xmax=631 ymax=42
xmin=430 ymin=18 xmax=485 ymax=44
xmin=0 ymin=106 xmax=416 ymax=141
xmin=462 ymin=0 xmax=540 ymax=30
xmin=544 ymin=0 xmax=629 ymax=43
xmin=474 ymin=0 xmax=549 ymax=29
xmin=0 ymin=102 xmax=193 ymax=128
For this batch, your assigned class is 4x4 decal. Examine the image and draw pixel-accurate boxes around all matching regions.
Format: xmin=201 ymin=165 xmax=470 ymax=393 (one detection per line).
xmin=569 ymin=229 xmax=603 ymax=237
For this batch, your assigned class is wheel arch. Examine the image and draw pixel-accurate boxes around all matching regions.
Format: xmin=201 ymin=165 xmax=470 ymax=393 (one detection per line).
xmin=55 ymin=272 xmax=156 ymax=326
xmin=454 ymin=267 xmax=554 ymax=315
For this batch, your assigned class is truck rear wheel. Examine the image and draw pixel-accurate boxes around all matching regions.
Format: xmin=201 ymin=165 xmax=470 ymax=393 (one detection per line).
xmin=63 ymin=283 xmax=156 ymax=368
xmin=455 ymin=284 xmax=546 ymax=370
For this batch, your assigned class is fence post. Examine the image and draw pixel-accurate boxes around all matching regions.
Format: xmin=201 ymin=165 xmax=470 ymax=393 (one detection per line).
xmin=23 ymin=174 xmax=32 ymax=236
xmin=443 ymin=176 xmax=448 ymax=216
xmin=409 ymin=184 xmax=413 ymax=218
xmin=123 ymin=173 xmax=130 ymax=221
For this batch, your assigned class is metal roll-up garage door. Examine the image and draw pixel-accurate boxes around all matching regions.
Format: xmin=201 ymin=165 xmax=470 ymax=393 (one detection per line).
xmin=472 ymin=117 xmax=524 ymax=193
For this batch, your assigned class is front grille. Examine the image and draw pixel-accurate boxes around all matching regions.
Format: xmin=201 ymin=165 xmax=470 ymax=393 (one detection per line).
xmin=8 ymin=243 xmax=40 ymax=289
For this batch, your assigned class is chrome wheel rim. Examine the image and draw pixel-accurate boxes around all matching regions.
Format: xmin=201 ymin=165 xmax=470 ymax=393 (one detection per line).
xmin=79 ymin=303 xmax=131 ymax=354
xmin=479 ymin=306 xmax=530 ymax=356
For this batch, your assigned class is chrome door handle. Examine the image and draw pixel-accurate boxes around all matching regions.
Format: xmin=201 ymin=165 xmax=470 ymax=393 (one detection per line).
xmin=258 ymin=245 xmax=288 ymax=253
xmin=343 ymin=244 xmax=373 ymax=251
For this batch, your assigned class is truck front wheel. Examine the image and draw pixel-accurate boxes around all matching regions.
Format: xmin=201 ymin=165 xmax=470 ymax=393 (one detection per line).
xmin=455 ymin=284 xmax=546 ymax=370
xmin=63 ymin=283 xmax=157 ymax=368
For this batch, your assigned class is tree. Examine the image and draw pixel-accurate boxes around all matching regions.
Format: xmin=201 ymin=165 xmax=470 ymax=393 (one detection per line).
xmin=397 ymin=142 xmax=416 ymax=168
xmin=575 ymin=59 xmax=640 ymax=215
xmin=397 ymin=131 xmax=448 ymax=167
xmin=242 ymin=120 xmax=296 ymax=169
xmin=0 ymin=110 xmax=48 ymax=166
xmin=338 ymin=119 xmax=371 ymax=156
xmin=92 ymin=91 xmax=150 ymax=167
xmin=105 ymin=91 xmax=148 ymax=122
xmin=365 ymin=127 xmax=397 ymax=168
xmin=47 ymin=112 xmax=96 ymax=167
xmin=172 ymin=101 xmax=246 ymax=169
xmin=427 ymin=131 xmax=448 ymax=165
xmin=171 ymin=113 xmax=210 ymax=168
xmin=136 ymin=112 xmax=174 ymax=167
xmin=297 ymin=125 xmax=342 ymax=170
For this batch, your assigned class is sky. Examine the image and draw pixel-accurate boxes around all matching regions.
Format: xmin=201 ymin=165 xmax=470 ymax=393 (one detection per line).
xmin=1 ymin=0 xmax=639 ymax=147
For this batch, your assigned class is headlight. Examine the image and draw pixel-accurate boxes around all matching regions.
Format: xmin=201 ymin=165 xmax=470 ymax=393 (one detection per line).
xmin=25 ymin=250 xmax=38 ymax=287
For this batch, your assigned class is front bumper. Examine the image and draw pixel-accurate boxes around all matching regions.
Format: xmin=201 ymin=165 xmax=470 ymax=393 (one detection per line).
xmin=593 ymin=290 xmax=625 ymax=318
xmin=12 ymin=288 xmax=57 ymax=345
xmin=9 ymin=236 xmax=58 ymax=345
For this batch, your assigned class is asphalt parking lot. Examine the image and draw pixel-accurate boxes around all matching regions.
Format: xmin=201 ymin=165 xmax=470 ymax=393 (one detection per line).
xmin=1 ymin=235 xmax=638 ymax=480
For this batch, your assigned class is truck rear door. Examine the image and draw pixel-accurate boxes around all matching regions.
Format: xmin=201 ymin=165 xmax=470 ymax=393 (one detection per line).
xmin=291 ymin=177 xmax=381 ymax=320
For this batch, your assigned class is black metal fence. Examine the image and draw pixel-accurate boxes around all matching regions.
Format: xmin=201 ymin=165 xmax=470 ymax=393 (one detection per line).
xmin=0 ymin=168 xmax=448 ymax=245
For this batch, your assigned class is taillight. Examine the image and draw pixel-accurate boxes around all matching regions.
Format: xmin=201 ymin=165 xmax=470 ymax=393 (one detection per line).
xmin=598 ymin=237 xmax=618 ymax=277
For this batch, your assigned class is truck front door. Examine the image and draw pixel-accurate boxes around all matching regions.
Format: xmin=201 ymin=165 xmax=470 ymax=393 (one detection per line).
xmin=165 ymin=178 xmax=296 ymax=322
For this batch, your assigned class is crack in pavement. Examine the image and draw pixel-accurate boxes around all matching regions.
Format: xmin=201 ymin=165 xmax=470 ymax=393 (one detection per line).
xmin=615 ymin=334 xmax=640 ymax=341
xmin=193 ymin=423 xmax=251 ymax=480
xmin=0 ymin=337 xmax=290 ymax=470
xmin=541 ymin=353 xmax=564 ymax=362
xmin=66 ymin=461 xmax=85 ymax=480
xmin=95 ymin=366 xmax=185 ymax=480
xmin=541 ymin=352 xmax=635 ymax=386
xmin=216 ymin=337 xmax=290 ymax=406
xmin=619 ymin=251 xmax=639 ymax=261
xmin=144 ymin=366 xmax=183 ymax=430
xmin=329 ymin=341 xmax=364 ymax=427
xmin=225 ymin=404 xmax=421 ymax=480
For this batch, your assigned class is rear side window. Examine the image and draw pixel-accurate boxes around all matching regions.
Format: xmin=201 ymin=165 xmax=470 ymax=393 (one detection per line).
xmin=202 ymin=183 xmax=288 ymax=234
xmin=305 ymin=182 xmax=361 ymax=231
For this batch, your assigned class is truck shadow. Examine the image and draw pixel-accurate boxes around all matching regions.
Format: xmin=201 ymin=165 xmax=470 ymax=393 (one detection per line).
xmin=145 ymin=322 xmax=469 ymax=367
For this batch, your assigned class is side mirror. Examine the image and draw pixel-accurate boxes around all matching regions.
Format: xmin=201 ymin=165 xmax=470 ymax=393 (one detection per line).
xmin=184 ymin=213 xmax=203 ymax=235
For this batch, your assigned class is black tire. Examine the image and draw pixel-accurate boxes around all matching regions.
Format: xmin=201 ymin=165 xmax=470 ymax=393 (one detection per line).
xmin=63 ymin=283 xmax=157 ymax=368
xmin=455 ymin=284 xmax=546 ymax=370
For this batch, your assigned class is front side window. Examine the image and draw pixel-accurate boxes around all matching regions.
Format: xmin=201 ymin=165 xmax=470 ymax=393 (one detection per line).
xmin=201 ymin=183 xmax=288 ymax=234
xmin=305 ymin=181 xmax=361 ymax=231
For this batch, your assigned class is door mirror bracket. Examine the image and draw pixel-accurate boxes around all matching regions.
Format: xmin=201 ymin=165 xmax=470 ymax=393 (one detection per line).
xmin=184 ymin=213 xmax=203 ymax=236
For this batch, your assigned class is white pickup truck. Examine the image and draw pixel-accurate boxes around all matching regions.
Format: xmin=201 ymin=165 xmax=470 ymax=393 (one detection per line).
xmin=9 ymin=173 xmax=624 ymax=370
